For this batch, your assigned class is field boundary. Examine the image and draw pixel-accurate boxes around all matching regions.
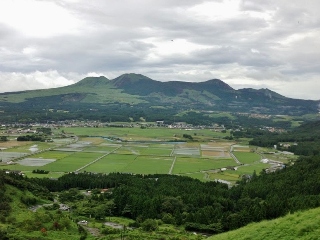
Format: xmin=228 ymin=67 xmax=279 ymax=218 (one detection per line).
xmin=75 ymin=145 xmax=122 ymax=172
xmin=168 ymin=157 xmax=176 ymax=174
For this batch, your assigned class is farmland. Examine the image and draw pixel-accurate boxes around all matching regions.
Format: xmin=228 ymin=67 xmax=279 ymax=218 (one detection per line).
xmin=0 ymin=126 xmax=292 ymax=184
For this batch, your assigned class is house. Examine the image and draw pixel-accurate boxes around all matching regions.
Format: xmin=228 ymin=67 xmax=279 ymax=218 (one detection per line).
xmin=59 ymin=204 xmax=70 ymax=211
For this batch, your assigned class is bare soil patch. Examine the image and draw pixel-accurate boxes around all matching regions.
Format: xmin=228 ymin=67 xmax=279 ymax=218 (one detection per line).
xmin=0 ymin=141 xmax=31 ymax=148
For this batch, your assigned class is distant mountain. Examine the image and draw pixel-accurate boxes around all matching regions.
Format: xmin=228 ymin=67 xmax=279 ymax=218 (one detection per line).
xmin=0 ymin=73 xmax=318 ymax=123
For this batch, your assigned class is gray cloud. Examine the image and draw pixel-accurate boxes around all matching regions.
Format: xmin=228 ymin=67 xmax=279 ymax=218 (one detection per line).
xmin=0 ymin=0 xmax=319 ymax=100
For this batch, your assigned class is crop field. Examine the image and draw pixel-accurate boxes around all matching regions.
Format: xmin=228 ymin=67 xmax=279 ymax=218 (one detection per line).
xmin=81 ymin=154 xmax=136 ymax=173
xmin=139 ymin=147 xmax=173 ymax=156
xmin=233 ymin=151 xmax=261 ymax=164
xmin=172 ymin=157 xmax=236 ymax=174
xmin=122 ymin=155 xmax=174 ymax=174
xmin=0 ymin=126 xmax=282 ymax=184
xmin=39 ymin=152 xmax=105 ymax=172
xmin=57 ymin=127 xmax=227 ymax=141
xmin=2 ymin=142 xmax=57 ymax=153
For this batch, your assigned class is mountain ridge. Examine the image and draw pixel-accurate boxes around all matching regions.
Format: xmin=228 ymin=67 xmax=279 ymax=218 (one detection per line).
xmin=0 ymin=73 xmax=318 ymax=122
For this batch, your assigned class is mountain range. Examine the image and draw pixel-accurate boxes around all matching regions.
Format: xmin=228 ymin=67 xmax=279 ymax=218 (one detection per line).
xmin=0 ymin=73 xmax=318 ymax=122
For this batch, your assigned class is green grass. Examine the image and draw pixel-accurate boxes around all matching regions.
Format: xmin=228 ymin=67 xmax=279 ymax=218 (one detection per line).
xmin=233 ymin=151 xmax=261 ymax=164
xmin=208 ymin=207 xmax=320 ymax=240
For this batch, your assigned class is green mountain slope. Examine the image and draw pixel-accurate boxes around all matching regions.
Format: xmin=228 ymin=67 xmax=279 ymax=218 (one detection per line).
xmin=0 ymin=73 xmax=318 ymax=122
xmin=209 ymin=207 xmax=320 ymax=240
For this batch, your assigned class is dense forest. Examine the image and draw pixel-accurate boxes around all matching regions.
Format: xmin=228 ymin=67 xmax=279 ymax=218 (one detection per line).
xmin=248 ymin=120 xmax=320 ymax=156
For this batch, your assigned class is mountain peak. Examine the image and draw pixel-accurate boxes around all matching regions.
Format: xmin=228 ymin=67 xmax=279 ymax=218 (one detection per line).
xmin=73 ymin=76 xmax=110 ymax=87
xmin=111 ymin=73 xmax=155 ymax=87
xmin=200 ymin=79 xmax=234 ymax=91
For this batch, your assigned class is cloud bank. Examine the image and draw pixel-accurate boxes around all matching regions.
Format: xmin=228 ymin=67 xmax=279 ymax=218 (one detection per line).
xmin=0 ymin=0 xmax=319 ymax=100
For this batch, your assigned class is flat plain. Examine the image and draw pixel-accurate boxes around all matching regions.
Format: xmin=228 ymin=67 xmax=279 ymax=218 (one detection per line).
xmin=0 ymin=126 xmax=292 ymax=183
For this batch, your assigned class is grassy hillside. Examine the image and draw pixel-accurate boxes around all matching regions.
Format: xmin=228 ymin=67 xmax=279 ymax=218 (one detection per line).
xmin=209 ymin=207 xmax=320 ymax=240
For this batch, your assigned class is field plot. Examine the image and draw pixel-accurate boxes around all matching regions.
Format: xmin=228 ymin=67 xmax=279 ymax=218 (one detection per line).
xmin=52 ymin=138 xmax=74 ymax=144
xmin=113 ymin=145 xmax=142 ymax=155
xmin=178 ymin=172 xmax=208 ymax=181
xmin=0 ymin=152 xmax=28 ymax=162
xmin=232 ymin=145 xmax=251 ymax=152
xmin=32 ymin=151 xmax=72 ymax=160
xmin=201 ymin=143 xmax=232 ymax=158
xmin=122 ymin=155 xmax=173 ymax=174
xmin=233 ymin=152 xmax=261 ymax=164
xmin=82 ymin=154 xmax=136 ymax=173
xmin=202 ymin=150 xmax=230 ymax=157
xmin=81 ymin=145 xmax=119 ymax=153
xmin=0 ymin=164 xmax=36 ymax=171
xmin=173 ymin=148 xmax=200 ymax=156
xmin=207 ymin=171 xmax=240 ymax=182
xmin=18 ymin=158 xmax=55 ymax=166
xmin=234 ymin=163 xmax=270 ymax=175
xmin=139 ymin=147 xmax=173 ymax=156
xmin=58 ymin=127 xmax=228 ymax=141
xmin=172 ymin=157 xmax=236 ymax=174
xmin=0 ymin=140 xmax=31 ymax=149
xmin=3 ymin=142 xmax=56 ymax=153
xmin=39 ymin=152 xmax=104 ymax=172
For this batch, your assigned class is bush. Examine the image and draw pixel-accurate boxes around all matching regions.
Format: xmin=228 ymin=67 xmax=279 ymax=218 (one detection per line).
xmin=141 ymin=219 xmax=158 ymax=232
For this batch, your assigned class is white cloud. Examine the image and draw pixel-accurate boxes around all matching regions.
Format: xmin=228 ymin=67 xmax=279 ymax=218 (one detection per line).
xmin=0 ymin=0 xmax=81 ymax=38
xmin=0 ymin=71 xmax=75 ymax=92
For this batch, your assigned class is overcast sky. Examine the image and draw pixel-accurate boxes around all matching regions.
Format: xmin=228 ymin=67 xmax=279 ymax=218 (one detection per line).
xmin=0 ymin=0 xmax=319 ymax=100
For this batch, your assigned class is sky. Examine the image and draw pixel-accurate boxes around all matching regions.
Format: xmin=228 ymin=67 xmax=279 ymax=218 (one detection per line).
xmin=0 ymin=0 xmax=319 ymax=100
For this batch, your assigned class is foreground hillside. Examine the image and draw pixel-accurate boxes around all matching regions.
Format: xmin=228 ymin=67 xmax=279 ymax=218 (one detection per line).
xmin=209 ymin=207 xmax=320 ymax=240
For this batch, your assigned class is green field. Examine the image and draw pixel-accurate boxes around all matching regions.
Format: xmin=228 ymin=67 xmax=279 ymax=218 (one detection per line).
xmin=57 ymin=127 xmax=227 ymax=141
xmin=233 ymin=151 xmax=261 ymax=164
xmin=122 ymin=155 xmax=173 ymax=174
xmin=81 ymin=154 xmax=136 ymax=173
xmin=39 ymin=152 xmax=105 ymax=172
